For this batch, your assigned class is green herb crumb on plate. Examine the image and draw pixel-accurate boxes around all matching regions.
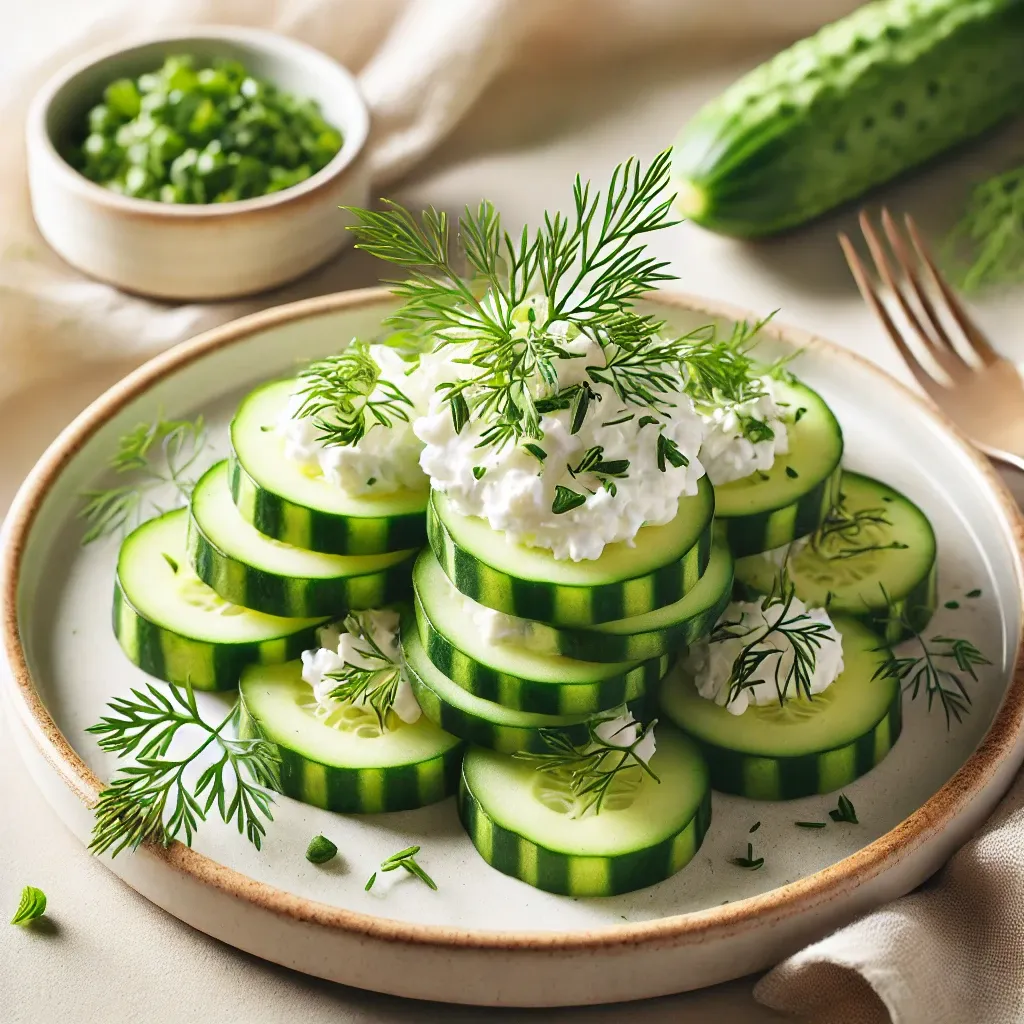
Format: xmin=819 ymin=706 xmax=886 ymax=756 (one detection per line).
xmin=71 ymin=54 xmax=344 ymax=203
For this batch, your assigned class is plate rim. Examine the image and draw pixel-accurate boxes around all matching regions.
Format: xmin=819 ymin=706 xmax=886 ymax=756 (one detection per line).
xmin=5 ymin=285 xmax=1024 ymax=953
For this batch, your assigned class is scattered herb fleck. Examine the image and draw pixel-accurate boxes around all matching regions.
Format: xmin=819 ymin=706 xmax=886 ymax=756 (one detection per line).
xmin=366 ymin=845 xmax=437 ymax=892
xmin=161 ymin=553 xmax=179 ymax=574
xmin=945 ymin=600 xmax=960 ymax=610
xmin=966 ymin=589 xmax=982 ymax=599
xmin=795 ymin=821 xmax=827 ymax=830
xmin=785 ymin=466 xmax=799 ymax=479
xmin=472 ymin=466 xmax=486 ymax=480
xmin=829 ymin=794 xmax=859 ymax=825
xmin=794 ymin=407 xmax=807 ymax=423
xmin=731 ymin=842 xmax=765 ymax=870
xmin=749 ymin=821 xmax=761 ymax=833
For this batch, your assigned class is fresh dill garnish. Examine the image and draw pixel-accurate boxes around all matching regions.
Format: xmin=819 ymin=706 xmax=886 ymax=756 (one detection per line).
xmin=321 ymin=613 xmax=403 ymax=731
xmin=795 ymin=821 xmax=827 ymax=829
xmin=873 ymin=587 xmax=991 ymax=727
xmin=79 ymin=414 xmax=207 ymax=543
xmin=86 ymin=680 xmax=280 ymax=857
xmin=305 ymin=835 xmax=338 ymax=865
xmin=295 ymin=340 xmax=414 ymax=448
xmin=343 ymin=152 xmax=772 ymax=472
xmin=829 ymin=794 xmax=859 ymax=825
xmin=711 ymin=571 xmax=835 ymax=707
xmin=749 ymin=821 xmax=761 ymax=833
xmin=807 ymin=501 xmax=907 ymax=562
xmin=514 ymin=711 xmax=659 ymax=818
xmin=945 ymin=164 xmax=1024 ymax=293
xmin=10 ymin=886 xmax=47 ymax=926
xmin=731 ymin=842 xmax=764 ymax=870
xmin=365 ymin=845 xmax=437 ymax=891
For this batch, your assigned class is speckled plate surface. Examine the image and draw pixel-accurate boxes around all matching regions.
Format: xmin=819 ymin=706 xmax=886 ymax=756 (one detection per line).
xmin=4 ymin=288 xmax=1024 ymax=1006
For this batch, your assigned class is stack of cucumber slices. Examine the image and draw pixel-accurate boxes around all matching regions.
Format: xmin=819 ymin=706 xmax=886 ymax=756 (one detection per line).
xmin=106 ymin=359 xmax=944 ymax=898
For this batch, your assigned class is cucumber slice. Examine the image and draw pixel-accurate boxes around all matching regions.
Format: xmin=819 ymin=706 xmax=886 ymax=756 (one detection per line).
xmin=478 ymin=535 xmax=734 ymax=665
xmin=403 ymin=619 xmax=661 ymax=752
xmin=428 ymin=476 xmax=715 ymax=626
xmin=414 ymin=551 xmax=665 ymax=714
xmin=660 ymin=616 xmax=900 ymax=800
xmin=188 ymin=461 xmax=416 ymax=618
xmin=238 ymin=659 xmax=463 ymax=813
xmin=735 ymin=472 xmax=937 ymax=644
xmin=715 ymin=379 xmax=843 ymax=557
xmin=114 ymin=509 xmax=326 ymax=691
xmin=231 ymin=379 xmax=429 ymax=555
xmin=459 ymin=725 xmax=711 ymax=896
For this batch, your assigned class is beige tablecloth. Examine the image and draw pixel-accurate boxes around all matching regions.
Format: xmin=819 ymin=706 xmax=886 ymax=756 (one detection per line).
xmin=4 ymin=3 xmax=1024 ymax=1022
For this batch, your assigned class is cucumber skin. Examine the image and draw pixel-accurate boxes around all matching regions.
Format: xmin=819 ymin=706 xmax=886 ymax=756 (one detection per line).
xmin=718 ymin=463 xmax=843 ymax=558
xmin=414 ymin=594 xmax=665 ymax=715
xmin=689 ymin=692 xmax=902 ymax=800
xmin=237 ymin=694 xmax=464 ymax=813
xmin=427 ymin=497 xmax=714 ymax=627
xmin=458 ymin=762 xmax=712 ymax=896
xmin=112 ymin=579 xmax=322 ymax=691
xmin=672 ymin=0 xmax=1024 ymax=237
xmin=230 ymin=455 xmax=428 ymax=557
xmin=187 ymin=508 xmax=415 ymax=618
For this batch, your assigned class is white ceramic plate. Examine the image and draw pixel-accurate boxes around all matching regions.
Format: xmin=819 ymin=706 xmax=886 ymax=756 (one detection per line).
xmin=5 ymin=289 xmax=1024 ymax=1007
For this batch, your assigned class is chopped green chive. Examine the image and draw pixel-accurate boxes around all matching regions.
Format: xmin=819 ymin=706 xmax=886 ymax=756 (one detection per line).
xmin=10 ymin=886 xmax=47 ymax=926
xmin=748 ymin=821 xmax=761 ymax=833
xmin=731 ymin=843 xmax=764 ymax=870
xmin=795 ymin=821 xmax=827 ymax=829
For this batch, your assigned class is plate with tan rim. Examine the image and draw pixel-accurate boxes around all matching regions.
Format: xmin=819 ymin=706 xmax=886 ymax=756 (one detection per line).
xmin=4 ymin=287 xmax=1024 ymax=1007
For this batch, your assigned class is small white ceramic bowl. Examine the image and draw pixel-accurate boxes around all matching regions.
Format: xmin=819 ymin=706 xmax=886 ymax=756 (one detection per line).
xmin=26 ymin=26 xmax=370 ymax=301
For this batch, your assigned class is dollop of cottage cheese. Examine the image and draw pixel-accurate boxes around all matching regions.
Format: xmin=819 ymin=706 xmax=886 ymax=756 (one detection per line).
xmin=277 ymin=344 xmax=458 ymax=497
xmin=593 ymin=709 xmax=656 ymax=763
xmin=415 ymin=322 xmax=706 ymax=561
xmin=697 ymin=377 xmax=790 ymax=486
xmin=301 ymin=610 xmax=421 ymax=726
xmin=685 ymin=597 xmax=844 ymax=715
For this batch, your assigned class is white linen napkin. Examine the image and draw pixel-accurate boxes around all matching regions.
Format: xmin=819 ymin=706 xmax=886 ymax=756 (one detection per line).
xmin=7 ymin=3 xmax=1023 ymax=1022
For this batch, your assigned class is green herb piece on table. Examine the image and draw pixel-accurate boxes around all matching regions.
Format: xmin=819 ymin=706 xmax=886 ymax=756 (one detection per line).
xmin=966 ymin=589 xmax=982 ymax=599
xmin=945 ymin=600 xmax=960 ymax=610
xmin=795 ymin=821 xmax=827 ymax=830
xmin=79 ymin=414 xmax=207 ymax=543
xmin=873 ymin=589 xmax=991 ymax=727
xmin=365 ymin=845 xmax=437 ymax=892
xmin=829 ymin=794 xmax=859 ymax=825
xmin=10 ymin=886 xmax=47 ymax=926
xmin=945 ymin=165 xmax=1024 ymax=294
xmin=87 ymin=680 xmax=281 ymax=857
xmin=306 ymin=835 xmax=338 ymax=865
xmin=731 ymin=843 xmax=764 ymax=870
xmin=749 ymin=821 xmax=761 ymax=834
xmin=72 ymin=54 xmax=343 ymax=203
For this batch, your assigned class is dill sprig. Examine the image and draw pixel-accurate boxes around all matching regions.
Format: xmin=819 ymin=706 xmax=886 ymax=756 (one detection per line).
xmin=945 ymin=164 xmax=1024 ymax=293
xmin=513 ymin=712 xmax=659 ymax=817
xmin=365 ymin=845 xmax=437 ymax=892
xmin=86 ymin=681 xmax=281 ymax=858
xmin=321 ymin=613 xmax=403 ymax=731
xmin=295 ymin=340 xmax=414 ymax=448
xmin=808 ymin=500 xmax=907 ymax=561
xmin=78 ymin=414 xmax=207 ymax=543
xmin=873 ymin=586 xmax=991 ymax=727
xmin=712 ymin=572 xmax=835 ymax=707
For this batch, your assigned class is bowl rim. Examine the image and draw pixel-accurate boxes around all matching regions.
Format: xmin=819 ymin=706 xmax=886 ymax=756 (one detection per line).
xmin=4 ymin=285 xmax=1024 ymax=953
xmin=25 ymin=24 xmax=370 ymax=219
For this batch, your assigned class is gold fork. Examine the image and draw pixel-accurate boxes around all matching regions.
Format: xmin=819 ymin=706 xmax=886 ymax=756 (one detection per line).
xmin=839 ymin=209 xmax=1024 ymax=472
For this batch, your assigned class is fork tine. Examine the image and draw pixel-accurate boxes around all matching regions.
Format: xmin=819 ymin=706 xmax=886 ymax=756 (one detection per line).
xmin=839 ymin=231 xmax=945 ymax=396
xmin=860 ymin=211 xmax=970 ymax=380
xmin=877 ymin=208 xmax=969 ymax=365
xmin=904 ymin=213 xmax=1001 ymax=366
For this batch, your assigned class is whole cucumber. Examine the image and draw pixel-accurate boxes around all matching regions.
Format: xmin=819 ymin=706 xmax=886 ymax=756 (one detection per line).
xmin=671 ymin=0 xmax=1024 ymax=238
